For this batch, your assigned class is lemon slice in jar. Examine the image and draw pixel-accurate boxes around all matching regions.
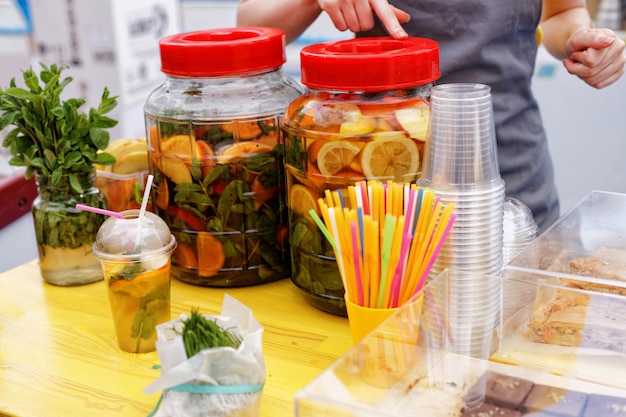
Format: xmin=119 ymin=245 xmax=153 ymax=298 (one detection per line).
xmin=315 ymin=141 xmax=362 ymax=176
xmin=360 ymin=136 xmax=419 ymax=182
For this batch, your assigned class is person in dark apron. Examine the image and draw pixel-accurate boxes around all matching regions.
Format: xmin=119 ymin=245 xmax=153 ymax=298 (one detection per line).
xmin=237 ymin=0 xmax=625 ymax=231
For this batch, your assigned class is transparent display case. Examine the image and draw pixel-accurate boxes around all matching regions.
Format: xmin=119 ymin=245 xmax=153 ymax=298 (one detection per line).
xmin=294 ymin=267 xmax=626 ymax=416
xmin=507 ymin=190 xmax=626 ymax=284
xmin=495 ymin=268 xmax=626 ymax=390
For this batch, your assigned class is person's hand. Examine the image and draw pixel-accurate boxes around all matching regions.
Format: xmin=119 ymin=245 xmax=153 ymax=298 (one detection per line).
xmin=317 ymin=0 xmax=410 ymax=38
xmin=564 ymin=28 xmax=625 ymax=89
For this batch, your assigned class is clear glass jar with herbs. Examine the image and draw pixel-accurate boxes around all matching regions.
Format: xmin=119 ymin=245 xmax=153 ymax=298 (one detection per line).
xmin=145 ymin=28 xmax=302 ymax=287
xmin=33 ymin=171 xmax=106 ymax=285
xmin=0 ymin=63 xmax=119 ymax=286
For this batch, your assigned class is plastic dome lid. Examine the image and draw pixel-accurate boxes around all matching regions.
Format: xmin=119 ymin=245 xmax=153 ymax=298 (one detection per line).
xmin=94 ymin=210 xmax=175 ymax=257
xmin=159 ymin=27 xmax=287 ymax=76
xmin=300 ymin=37 xmax=440 ymax=92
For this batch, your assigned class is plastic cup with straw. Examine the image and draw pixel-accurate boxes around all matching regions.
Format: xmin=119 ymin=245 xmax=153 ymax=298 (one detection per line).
xmin=90 ymin=174 xmax=177 ymax=353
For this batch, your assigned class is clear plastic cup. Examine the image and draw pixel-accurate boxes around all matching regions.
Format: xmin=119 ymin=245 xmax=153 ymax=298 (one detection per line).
xmin=420 ymin=84 xmax=500 ymax=189
xmin=92 ymin=209 xmax=177 ymax=353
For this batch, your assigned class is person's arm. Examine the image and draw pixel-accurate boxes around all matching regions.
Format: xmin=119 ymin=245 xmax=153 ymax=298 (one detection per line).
xmin=237 ymin=0 xmax=323 ymax=44
xmin=237 ymin=0 xmax=322 ymax=43
xmin=236 ymin=0 xmax=410 ymax=44
xmin=541 ymin=0 xmax=625 ymax=88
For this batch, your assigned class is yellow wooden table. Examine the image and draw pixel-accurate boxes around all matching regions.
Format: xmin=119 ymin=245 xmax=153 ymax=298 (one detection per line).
xmin=0 ymin=260 xmax=352 ymax=417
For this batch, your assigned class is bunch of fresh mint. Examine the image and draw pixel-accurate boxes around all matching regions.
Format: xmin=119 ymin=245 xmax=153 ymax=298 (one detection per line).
xmin=0 ymin=63 xmax=118 ymax=193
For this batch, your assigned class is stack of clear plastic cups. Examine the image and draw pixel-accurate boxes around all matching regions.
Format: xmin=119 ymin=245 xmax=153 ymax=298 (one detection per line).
xmin=418 ymin=85 xmax=503 ymax=406
xmin=419 ymin=83 xmax=505 ymax=278
xmin=423 ymin=269 xmax=501 ymax=410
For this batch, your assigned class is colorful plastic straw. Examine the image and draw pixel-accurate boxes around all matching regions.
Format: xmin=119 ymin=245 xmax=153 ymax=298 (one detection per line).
xmin=75 ymin=204 xmax=125 ymax=219
xmin=134 ymin=174 xmax=154 ymax=251
xmin=314 ymin=180 xmax=456 ymax=309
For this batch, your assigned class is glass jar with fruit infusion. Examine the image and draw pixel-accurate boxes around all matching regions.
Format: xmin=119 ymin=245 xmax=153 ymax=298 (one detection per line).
xmin=144 ymin=27 xmax=302 ymax=287
xmin=282 ymin=37 xmax=440 ymax=315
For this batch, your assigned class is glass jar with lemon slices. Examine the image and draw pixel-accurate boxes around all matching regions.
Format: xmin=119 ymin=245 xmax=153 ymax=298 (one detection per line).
xmin=144 ymin=28 xmax=302 ymax=287
xmin=282 ymin=37 xmax=440 ymax=315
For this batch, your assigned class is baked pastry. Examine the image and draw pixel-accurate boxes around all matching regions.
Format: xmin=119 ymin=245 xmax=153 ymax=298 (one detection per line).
xmin=526 ymin=288 xmax=626 ymax=352
xmin=565 ymin=247 xmax=626 ymax=295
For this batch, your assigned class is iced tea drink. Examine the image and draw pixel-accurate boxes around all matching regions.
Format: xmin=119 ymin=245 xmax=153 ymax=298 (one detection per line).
xmin=93 ymin=209 xmax=177 ymax=353
xmin=102 ymin=257 xmax=172 ymax=353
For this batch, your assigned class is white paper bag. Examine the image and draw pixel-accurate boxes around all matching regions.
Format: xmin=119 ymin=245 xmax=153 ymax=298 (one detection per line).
xmin=144 ymin=294 xmax=265 ymax=417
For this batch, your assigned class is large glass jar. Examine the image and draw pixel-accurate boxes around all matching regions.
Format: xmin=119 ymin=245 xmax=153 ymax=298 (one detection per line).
xmin=145 ymin=27 xmax=302 ymax=287
xmin=33 ymin=171 xmax=106 ymax=286
xmin=282 ymin=37 xmax=440 ymax=315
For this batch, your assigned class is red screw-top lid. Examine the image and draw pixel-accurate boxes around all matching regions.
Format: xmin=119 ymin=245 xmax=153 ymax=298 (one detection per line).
xmin=300 ymin=37 xmax=440 ymax=91
xmin=159 ymin=27 xmax=287 ymax=76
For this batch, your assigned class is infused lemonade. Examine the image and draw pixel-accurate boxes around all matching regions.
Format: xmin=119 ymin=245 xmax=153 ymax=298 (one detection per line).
xmin=103 ymin=260 xmax=171 ymax=353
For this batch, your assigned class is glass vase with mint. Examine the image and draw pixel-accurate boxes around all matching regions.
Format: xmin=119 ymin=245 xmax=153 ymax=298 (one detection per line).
xmin=0 ymin=63 xmax=118 ymax=286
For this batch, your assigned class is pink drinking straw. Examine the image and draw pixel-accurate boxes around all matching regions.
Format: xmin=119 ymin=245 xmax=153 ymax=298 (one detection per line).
xmin=75 ymin=204 xmax=125 ymax=219
xmin=414 ymin=213 xmax=457 ymax=296
xmin=388 ymin=232 xmax=413 ymax=308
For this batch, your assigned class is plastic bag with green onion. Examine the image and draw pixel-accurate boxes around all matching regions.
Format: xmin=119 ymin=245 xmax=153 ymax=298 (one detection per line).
xmin=144 ymin=294 xmax=265 ymax=417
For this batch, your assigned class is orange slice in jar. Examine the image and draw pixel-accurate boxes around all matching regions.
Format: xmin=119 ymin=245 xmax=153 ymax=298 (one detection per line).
xmin=197 ymin=232 xmax=225 ymax=277
xmin=255 ymin=132 xmax=279 ymax=148
xmin=315 ymin=141 xmax=362 ymax=176
xmin=172 ymin=242 xmax=198 ymax=270
xmin=196 ymin=140 xmax=215 ymax=177
xmin=288 ymin=184 xmax=320 ymax=220
xmin=360 ymin=136 xmax=419 ymax=183
xmin=251 ymin=177 xmax=280 ymax=210
xmin=162 ymin=134 xmax=198 ymax=158
xmin=159 ymin=152 xmax=193 ymax=184
xmin=216 ymin=141 xmax=273 ymax=164
xmin=154 ymin=178 xmax=170 ymax=211
xmin=220 ymin=121 xmax=263 ymax=140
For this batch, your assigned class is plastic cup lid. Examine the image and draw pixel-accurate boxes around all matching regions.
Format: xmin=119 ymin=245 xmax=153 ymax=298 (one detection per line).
xmin=94 ymin=210 xmax=174 ymax=257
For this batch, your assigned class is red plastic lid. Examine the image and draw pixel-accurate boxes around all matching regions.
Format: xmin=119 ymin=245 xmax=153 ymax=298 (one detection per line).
xmin=300 ymin=37 xmax=440 ymax=91
xmin=159 ymin=27 xmax=286 ymax=76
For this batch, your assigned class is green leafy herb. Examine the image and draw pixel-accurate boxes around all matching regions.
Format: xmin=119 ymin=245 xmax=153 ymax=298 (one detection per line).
xmin=285 ymin=134 xmax=304 ymax=171
xmin=0 ymin=63 xmax=118 ymax=193
xmin=179 ymin=307 xmax=242 ymax=358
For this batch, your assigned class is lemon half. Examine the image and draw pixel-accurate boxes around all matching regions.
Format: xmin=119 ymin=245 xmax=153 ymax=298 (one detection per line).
xmin=360 ymin=136 xmax=419 ymax=182
xmin=315 ymin=141 xmax=362 ymax=176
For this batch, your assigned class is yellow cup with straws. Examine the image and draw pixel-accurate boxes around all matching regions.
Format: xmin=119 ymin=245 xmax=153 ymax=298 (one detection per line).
xmin=308 ymin=180 xmax=455 ymax=344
